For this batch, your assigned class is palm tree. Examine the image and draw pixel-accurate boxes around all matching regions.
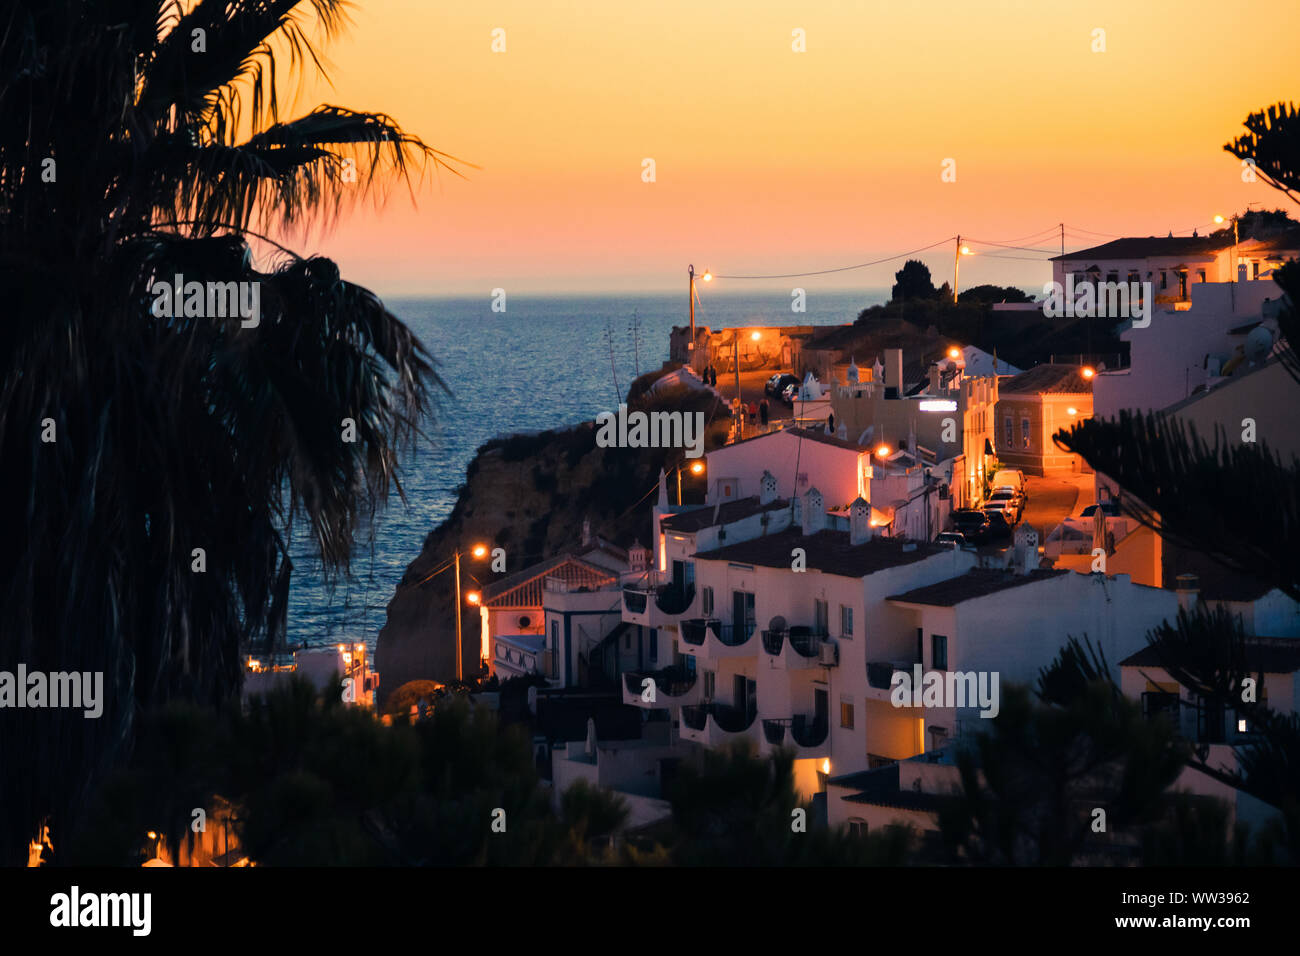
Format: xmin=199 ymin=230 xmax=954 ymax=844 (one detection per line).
xmin=0 ymin=0 xmax=465 ymax=864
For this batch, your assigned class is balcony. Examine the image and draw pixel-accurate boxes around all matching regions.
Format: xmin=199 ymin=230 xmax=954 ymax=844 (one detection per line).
xmin=680 ymin=702 xmax=758 ymax=747
xmin=622 ymin=665 xmax=701 ymax=710
xmin=761 ymin=626 xmax=837 ymax=670
xmin=621 ymin=571 xmax=696 ymax=629
xmin=866 ymin=659 xmax=918 ymax=701
xmin=760 ymin=714 xmax=830 ymax=757
xmin=679 ymin=618 xmax=757 ymax=662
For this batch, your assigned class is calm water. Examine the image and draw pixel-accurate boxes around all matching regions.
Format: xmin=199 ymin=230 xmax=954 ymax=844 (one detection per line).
xmin=285 ymin=289 xmax=887 ymax=650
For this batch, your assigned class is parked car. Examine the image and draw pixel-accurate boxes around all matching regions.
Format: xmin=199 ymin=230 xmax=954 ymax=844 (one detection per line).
xmin=935 ymin=531 xmax=966 ymax=548
xmin=766 ymin=373 xmax=800 ymax=398
xmin=982 ymin=509 xmax=1015 ymax=539
xmin=989 ymin=485 xmax=1024 ymax=506
xmin=780 ymin=382 xmax=800 ymax=405
xmin=951 ymin=509 xmax=990 ymax=542
xmin=987 ymin=494 xmax=1019 ymax=522
xmin=991 ymin=469 xmax=1027 ymax=497
xmin=983 ymin=499 xmax=1020 ymax=525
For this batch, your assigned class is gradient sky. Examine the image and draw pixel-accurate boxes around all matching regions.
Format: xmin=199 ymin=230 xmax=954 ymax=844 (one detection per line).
xmin=274 ymin=0 xmax=1300 ymax=295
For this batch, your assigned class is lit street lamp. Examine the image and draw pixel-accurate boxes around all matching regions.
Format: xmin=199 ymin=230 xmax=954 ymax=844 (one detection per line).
xmin=453 ymin=544 xmax=490 ymax=682
xmin=688 ymin=264 xmax=712 ymax=370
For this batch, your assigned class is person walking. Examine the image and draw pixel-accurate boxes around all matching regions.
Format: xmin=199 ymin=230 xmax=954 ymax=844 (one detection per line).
xmin=759 ymin=398 xmax=770 ymax=426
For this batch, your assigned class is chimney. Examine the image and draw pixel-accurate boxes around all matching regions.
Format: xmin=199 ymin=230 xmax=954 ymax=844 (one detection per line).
xmin=885 ymin=348 xmax=904 ymax=396
xmin=1013 ymin=525 xmax=1039 ymax=574
xmin=759 ymin=469 xmax=779 ymax=505
xmin=849 ymin=496 xmax=871 ymax=545
xmin=1175 ymin=573 xmax=1199 ymax=613
xmin=801 ymin=487 xmax=824 ymax=536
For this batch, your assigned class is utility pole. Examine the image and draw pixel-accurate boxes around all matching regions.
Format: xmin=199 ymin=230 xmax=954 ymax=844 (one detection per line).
xmin=733 ymin=335 xmax=743 ymax=439
xmin=953 ymin=235 xmax=961 ymax=303
xmin=688 ymin=265 xmax=696 ymax=368
xmin=453 ymin=549 xmax=463 ymax=682
xmin=1060 ymin=222 xmax=1065 ymax=256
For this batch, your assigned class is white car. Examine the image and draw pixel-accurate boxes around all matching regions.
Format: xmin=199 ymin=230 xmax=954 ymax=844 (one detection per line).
xmin=991 ymin=469 xmax=1027 ymax=496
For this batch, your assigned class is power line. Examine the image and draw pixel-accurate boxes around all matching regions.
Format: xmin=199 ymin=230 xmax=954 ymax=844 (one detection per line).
xmin=714 ymin=237 xmax=955 ymax=280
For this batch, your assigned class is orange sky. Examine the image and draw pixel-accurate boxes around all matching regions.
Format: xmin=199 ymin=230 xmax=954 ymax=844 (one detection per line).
xmin=273 ymin=0 xmax=1300 ymax=294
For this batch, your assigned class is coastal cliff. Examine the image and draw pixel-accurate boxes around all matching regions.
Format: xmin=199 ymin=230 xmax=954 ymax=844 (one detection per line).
xmin=376 ymin=368 xmax=729 ymax=705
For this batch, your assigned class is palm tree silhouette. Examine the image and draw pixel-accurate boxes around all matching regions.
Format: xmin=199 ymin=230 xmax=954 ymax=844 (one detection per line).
xmin=0 ymin=0 xmax=467 ymax=864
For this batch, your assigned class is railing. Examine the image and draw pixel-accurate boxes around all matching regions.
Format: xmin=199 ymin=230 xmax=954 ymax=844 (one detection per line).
xmin=684 ymin=702 xmax=757 ymax=734
xmin=622 ymin=588 xmax=648 ymax=614
xmin=762 ymin=718 xmax=791 ymax=746
xmin=790 ymin=714 xmax=829 ymax=748
xmin=624 ymin=665 xmax=696 ymax=698
xmin=655 ymin=583 xmax=695 ymax=616
xmin=787 ymin=626 xmax=831 ymax=658
xmin=868 ymin=660 xmax=917 ymax=690
xmin=681 ymin=705 xmax=709 ymax=731
xmin=680 ymin=618 xmax=719 ymax=646
xmin=761 ymin=629 xmax=786 ymax=655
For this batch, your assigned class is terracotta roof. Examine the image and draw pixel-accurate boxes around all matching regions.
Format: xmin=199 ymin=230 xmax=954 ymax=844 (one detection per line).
xmin=695 ymin=528 xmax=944 ymax=577
xmin=999 ymin=363 xmax=1094 ymax=395
xmin=1050 ymin=237 xmax=1231 ymax=262
xmin=481 ymin=554 xmax=619 ymax=608
xmin=888 ymin=568 xmax=1069 ymax=606
xmin=719 ymin=426 xmax=865 ymax=454
xmin=1121 ymin=637 xmax=1300 ymax=673
xmin=660 ymin=495 xmax=789 ymax=533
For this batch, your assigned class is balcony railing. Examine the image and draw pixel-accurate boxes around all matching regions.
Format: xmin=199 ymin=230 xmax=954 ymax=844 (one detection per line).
xmin=681 ymin=618 xmax=722 ymax=646
xmin=868 ymin=660 xmax=917 ymax=690
xmin=622 ymin=588 xmax=648 ymax=614
xmin=761 ymin=715 xmax=827 ymax=748
xmin=624 ymin=665 xmax=696 ymax=698
xmin=656 ymin=583 xmax=696 ymax=616
xmin=788 ymin=626 xmax=831 ymax=658
xmin=684 ymin=702 xmax=757 ymax=734
xmin=790 ymin=714 xmax=829 ymax=748
xmin=761 ymin=629 xmax=785 ymax=655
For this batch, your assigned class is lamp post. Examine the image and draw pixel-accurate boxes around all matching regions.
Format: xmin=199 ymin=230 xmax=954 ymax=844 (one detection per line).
xmin=453 ymin=544 xmax=490 ymax=682
xmin=688 ymin=264 xmax=712 ymax=370
xmin=953 ymin=238 xmax=972 ymax=303
xmin=677 ymin=458 xmax=705 ymax=505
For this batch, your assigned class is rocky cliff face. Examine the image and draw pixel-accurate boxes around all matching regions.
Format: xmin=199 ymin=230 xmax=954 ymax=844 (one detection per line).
xmin=376 ymin=374 xmax=728 ymax=705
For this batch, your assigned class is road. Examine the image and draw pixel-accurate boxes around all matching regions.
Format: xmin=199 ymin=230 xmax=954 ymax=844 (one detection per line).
xmin=1019 ymin=475 xmax=1088 ymax=543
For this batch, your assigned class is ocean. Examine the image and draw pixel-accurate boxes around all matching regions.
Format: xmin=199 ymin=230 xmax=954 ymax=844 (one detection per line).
xmin=285 ymin=288 xmax=888 ymax=651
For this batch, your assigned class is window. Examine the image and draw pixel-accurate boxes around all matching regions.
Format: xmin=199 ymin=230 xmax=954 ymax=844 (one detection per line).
xmin=1197 ymin=270 xmax=1207 ymax=283
xmin=732 ymin=590 xmax=756 ymax=635
xmin=841 ymin=700 xmax=855 ymax=729
xmin=814 ymin=598 xmax=829 ymax=635
xmin=1178 ymin=270 xmax=1188 ymax=298
xmin=848 ymin=818 xmax=867 ymax=838
xmin=1253 ymin=261 xmax=1260 ymax=280
xmin=1003 ymin=415 xmax=1013 ymax=449
xmin=550 ymin=622 xmax=559 ymax=675
xmin=916 ymin=627 xmax=924 ymax=665
xmin=932 ymin=634 xmax=948 ymax=671
xmin=1160 ymin=270 xmax=1167 ymax=290
xmin=1021 ymin=417 xmax=1031 ymax=449
xmin=649 ymin=629 xmax=658 ymax=663
xmin=703 ymin=670 xmax=716 ymax=701
xmin=840 ymin=605 xmax=853 ymax=638
xmin=702 ymin=586 xmax=714 ymax=617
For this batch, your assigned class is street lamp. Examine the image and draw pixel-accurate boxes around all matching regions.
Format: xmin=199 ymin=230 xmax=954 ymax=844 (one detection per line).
xmin=688 ymin=264 xmax=712 ymax=370
xmin=953 ymin=238 xmax=973 ymax=303
xmin=675 ymin=458 xmax=706 ymax=505
xmin=1081 ymin=366 xmax=1095 ymax=380
xmin=453 ymin=544 xmax=490 ymax=682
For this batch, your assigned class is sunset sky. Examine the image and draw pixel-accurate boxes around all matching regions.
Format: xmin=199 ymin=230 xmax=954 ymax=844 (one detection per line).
xmin=280 ymin=0 xmax=1300 ymax=295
